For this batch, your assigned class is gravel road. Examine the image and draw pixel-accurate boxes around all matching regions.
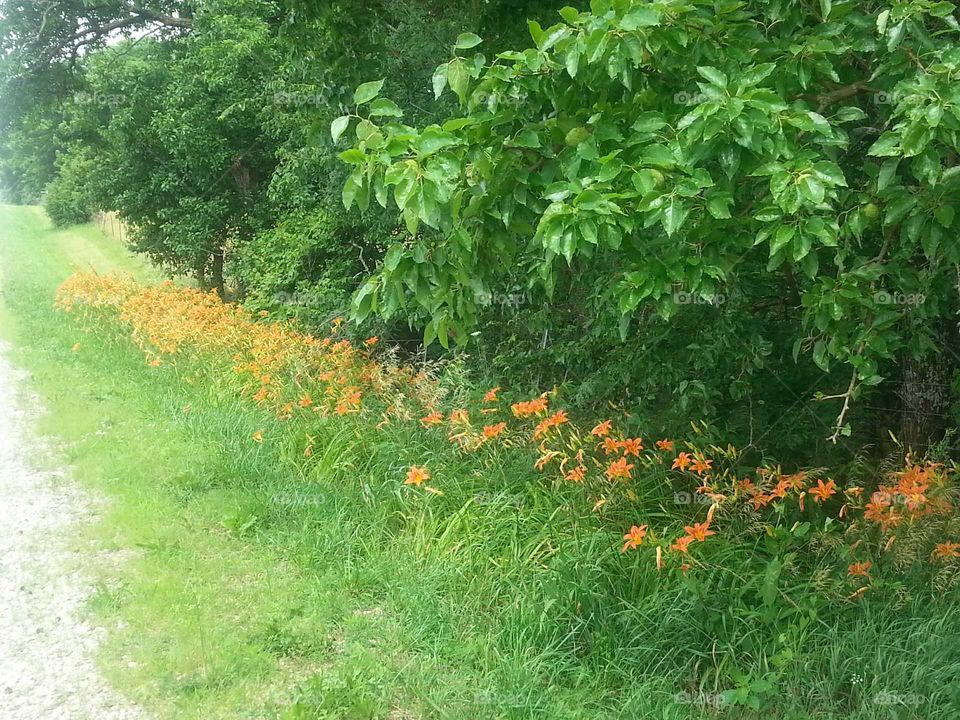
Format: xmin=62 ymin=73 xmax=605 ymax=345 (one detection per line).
xmin=0 ymin=341 xmax=145 ymax=720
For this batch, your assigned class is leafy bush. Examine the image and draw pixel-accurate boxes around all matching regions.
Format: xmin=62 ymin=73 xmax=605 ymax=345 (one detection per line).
xmin=44 ymin=148 xmax=98 ymax=227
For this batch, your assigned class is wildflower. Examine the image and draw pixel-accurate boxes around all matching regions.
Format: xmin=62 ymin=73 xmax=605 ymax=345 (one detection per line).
xmin=847 ymin=561 xmax=872 ymax=579
xmin=420 ymin=411 xmax=443 ymax=427
xmin=511 ymin=396 xmax=548 ymax=418
xmin=932 ymin=541 xmax=960 ymax=562
xmin=809 ymin=478 xmax=838 ymax=503
xmin=671 ymin=535 xmax=695 ymax=554
xmin=683 ymin=521 xmax=715 ymax=543
xmin=565 ymin=465 xmax=586 ymax=483
xmin=483 ymin=387 xmax=501 ymax=402
xmin=591 ymin=420 xmax=612 ymax=437
xmin=298 ymin=393 xmax=313 ymax=408
xmin=619 ymin=437 xmax=644 ymax=457
xmin=672 ymin=452 xmax=693 ymax=471
xmin=148 ymin=358 xmax=162 ymax=367
xmin=405 ymin=465 xmax=430 ymax=486
xmin=621 ymin=524 xmax=648 ymax=552
xmin=606 ymin=457 xmax=634 ymax=481
xmin=482 ymin=422 xmax=507 ymax=440
xmin=364 ymin=336 xmax=379 ymax=346
xmin=251 ymin=430 xmax=263 ymax=443
xmin=655 ymin=439 xmax=674 ymax=452
xmin=690 ymin=457 xmax=713 ymax=476
xmin=600 ymin=437 xmax=620 ymax=455
xmin=533 ymin=410 xmax=568 ymax=438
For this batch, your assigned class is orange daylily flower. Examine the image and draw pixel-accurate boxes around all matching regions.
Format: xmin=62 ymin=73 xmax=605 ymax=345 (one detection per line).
xmin=364 ymin=336 xmax=379 ymax=346
xmin=420 ymin=411 xmax=443 ymax=427
xmin=683 ymin=521 xmax=715 ymax=543
xmin=847 ymin=561 xmax=872 ymax=578
xmin=591 ymin=420 xmax=613 ymax=437
xmin=621 ymin=524 xmax=648 ymax=552
xmin=482 ymin=422 xmax=507 ymax=440
xmin=405 ymin=465 xmax=430 ymax=486
xmin=672 ymin=452 xmax=693 ymax=471
xmin=511 ymin=396 xmax=549 ymax=418
xmin=655 ymin=439 xmax=674 ymax=452
xmin=619 ymin=437 xmax=644 ymax=457
xmin=298 ymin=393 xmax=313 ymax=408
xmin=671 ymin=535 xmax=695 ymax=554
xmin=932 ymin=541 xmax=960 ymax=562
xmin=809 ymin=478 xmax=838 ymax=503
xmin=690 ymin=457 xmax=713 ymax=476
xmin=565 ymin=465 xmax=586 ymax=483
xmin=483 ymin=387 xmax=501 ymax=402
xmin=606 ymin=457 xmax=635 ymax=481
xmin=600 ymin=437 xmax=621 ymax=455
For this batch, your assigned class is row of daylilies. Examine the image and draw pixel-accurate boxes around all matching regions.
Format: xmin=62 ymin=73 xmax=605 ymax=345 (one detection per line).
xmin=56 ymin=273 xmax=960 ymax=584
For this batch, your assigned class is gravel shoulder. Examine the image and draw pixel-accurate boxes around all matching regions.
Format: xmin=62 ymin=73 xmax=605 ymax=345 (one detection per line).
xmin=0 ymin=340 xmax=145 ymax=720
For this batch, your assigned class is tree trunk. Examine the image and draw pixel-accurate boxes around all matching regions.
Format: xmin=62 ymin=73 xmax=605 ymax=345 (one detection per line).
xmin=898 ymin=324 xmax=955 ymax=453
xmin=194 ymin=258 xmax=207 ymax=290
xmin=211 ymin=248 xmax=225 ymax=299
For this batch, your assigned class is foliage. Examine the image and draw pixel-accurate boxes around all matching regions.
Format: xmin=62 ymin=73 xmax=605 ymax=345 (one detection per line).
xmin=44 ymin=147 xmax=99 ymax=227
xmin=339 ymin=0 xmax=960 ymax=445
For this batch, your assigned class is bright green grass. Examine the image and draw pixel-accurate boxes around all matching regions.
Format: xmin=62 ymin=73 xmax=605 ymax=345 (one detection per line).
xmin=0 ymin=205 xmax=957 ymax=719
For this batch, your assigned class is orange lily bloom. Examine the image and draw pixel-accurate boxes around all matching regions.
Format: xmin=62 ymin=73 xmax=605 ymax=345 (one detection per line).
xmin=606 ymin=457 xmax=634 ymax=481
xmin=847 ymin=561 xmax=872 ymax=578
xmin=591 ymin=420 xmax=613 ymax=437
xmin=621 ymin=524 xmax=648 ymax=552
xmin=809 ymin=478 xmax=838 ymax=503
xmin=405 ymin=465 xmax=430 ymax=486
xmin=655 ymin=439 xmax=674 ymax=452
xmin=672 ymin=452 xmax=693 ymax=471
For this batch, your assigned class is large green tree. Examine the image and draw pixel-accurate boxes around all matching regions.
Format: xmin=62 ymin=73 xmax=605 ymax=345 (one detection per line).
xmin=340 ymin=0 xmax=960 ymax=448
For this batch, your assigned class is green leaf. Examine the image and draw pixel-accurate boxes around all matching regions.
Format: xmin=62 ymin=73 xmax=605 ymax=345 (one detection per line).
xmin=696 ymin=66 xmax=728 ymax=88
xmin=662 ymin=198 xmax=688 ymax=236
xmin=455 ymin=32 xmax=482 ymax=49
xmin=369 ymin=98 xmax=403 ymax=117
xmin=447 ymin=58 xmax=469 ymax=103
xmin=432 ymin=63 xmax=448 ymax=100
xmin=353 ymin=79 xmax=384 ymax=105
xmin=799 ymin=175 xmax=825 ymax=204
xmin=330 ymin=115 xmax=350 ymax=143
xmin=706 ymin=192 xmax=733 ymax=219
xmin=619 ymin=6 xmax=660 ymax=30
xmin=868 ymin=132 xmax=900 ymax=157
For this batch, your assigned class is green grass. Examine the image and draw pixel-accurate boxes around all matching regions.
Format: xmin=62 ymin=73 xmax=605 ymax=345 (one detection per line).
xmin=0 ymin=205 xmax=958 ymax=719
